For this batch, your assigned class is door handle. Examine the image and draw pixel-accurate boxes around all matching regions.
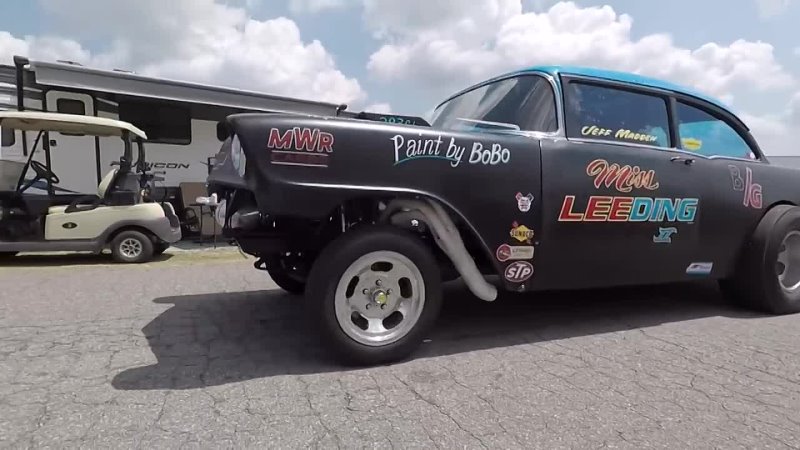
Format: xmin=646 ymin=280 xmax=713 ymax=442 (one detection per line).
xmin=670 ymin=156 xmax=694 ymax=165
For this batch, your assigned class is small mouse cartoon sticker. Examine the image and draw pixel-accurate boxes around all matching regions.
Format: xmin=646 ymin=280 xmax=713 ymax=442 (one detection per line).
xmin=516 ymin=192 xmax=534 ymax=212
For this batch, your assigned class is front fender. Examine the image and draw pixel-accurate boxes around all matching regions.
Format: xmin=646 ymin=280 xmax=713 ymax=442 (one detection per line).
xmin=230 ymin=113 xmax=544 ymax=284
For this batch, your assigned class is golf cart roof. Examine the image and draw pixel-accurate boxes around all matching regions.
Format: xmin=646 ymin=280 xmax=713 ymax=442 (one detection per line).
xmin=0 ymin=111 xmax=147 ymax=139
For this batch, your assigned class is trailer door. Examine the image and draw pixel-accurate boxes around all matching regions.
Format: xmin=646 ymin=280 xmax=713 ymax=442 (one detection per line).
xmin=45 ymin=91 xmax=99 ymax=195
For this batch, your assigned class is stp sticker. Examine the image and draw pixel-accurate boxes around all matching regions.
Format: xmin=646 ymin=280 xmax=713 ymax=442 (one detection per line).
xmin=496 ymin=244 xmax=535 ymax=262
xmin=515 ymin=192 xmax=534 ymax=212
xmin=504 ymin=261 xmax=533 ymax=283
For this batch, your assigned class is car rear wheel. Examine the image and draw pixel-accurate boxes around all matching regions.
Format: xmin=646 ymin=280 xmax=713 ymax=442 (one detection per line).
xmin=305 ymin=225 xmax=443 ymax=366
xmin=722 ymin=204 xmax=800 ymax=314
xmin=263 ymin=254 xmax=307 ymax=295
xmin=111 ymin=230 xmax=154 ymax=264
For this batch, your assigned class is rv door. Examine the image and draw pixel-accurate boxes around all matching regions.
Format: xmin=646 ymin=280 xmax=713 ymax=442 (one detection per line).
xmin=44 ymin=91 xmax=99 ymax=195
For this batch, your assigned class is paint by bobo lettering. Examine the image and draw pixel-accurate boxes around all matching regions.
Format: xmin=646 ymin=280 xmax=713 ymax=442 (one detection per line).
xmin=391 ymin=134 xmax=510 ymax=167
xmin=559 ymin=159 xmax=698 ymax=223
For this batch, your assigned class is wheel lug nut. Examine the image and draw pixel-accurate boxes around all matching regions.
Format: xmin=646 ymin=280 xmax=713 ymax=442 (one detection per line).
xmin=366 ymin=304 xmax=370 ymax=309
xmin=376 ymin=279 xmax=382 ymax=286
xmin=387 ymin=289 xmax=392 ymax=295
xmin=362 ymin=289 xmax=369 ymax=295
xmin=380 ymin=304 xmax=386 ymax=310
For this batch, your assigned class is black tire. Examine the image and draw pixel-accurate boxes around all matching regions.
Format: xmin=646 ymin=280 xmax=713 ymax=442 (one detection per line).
xmin=305 ymin=225 xmax=443 ymax=366
xmin=110 ymin=230 xmax=154 ymax=264
xmin=154 ymin=242 xmax=170 ymax=255
xmin=264 ymin=256 xmax=307 ymax=295
xmin=722 ymin=204 xmax=800 ymax=314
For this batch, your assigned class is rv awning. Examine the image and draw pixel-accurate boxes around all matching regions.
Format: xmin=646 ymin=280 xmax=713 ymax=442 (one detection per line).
xmin=0 ymin=111 xmax=147 ymax=139
xmin=26 ymin=59 xmax=347 ymax=116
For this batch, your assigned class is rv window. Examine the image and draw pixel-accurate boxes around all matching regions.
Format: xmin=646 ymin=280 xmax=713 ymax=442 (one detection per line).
xmin=56 ymin=98 xmax=87 ymax=115
xmin=118 ymin=101 xmax=191 ymax=145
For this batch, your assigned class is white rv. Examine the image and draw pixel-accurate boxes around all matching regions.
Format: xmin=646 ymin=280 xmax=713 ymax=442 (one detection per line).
xmin=0 ymin=55 xmax=358 ymax=220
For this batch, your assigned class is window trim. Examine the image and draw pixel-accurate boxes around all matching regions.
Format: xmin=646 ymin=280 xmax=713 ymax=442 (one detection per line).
xmin=672 ymin=96 xmax=765 ymax=162
xmin=560 ymin=75 xmax=676 ymax=151
xmin=431 ymin=72 xmax=565 ymax=138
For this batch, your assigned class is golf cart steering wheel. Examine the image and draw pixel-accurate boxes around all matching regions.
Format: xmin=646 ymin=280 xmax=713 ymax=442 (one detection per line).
xmin=19 ymin=160 xmax=60 ymax=193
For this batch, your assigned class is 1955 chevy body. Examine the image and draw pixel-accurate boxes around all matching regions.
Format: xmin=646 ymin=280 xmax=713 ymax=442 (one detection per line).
xmin=205 ymin=66 xmax=800 ymax=365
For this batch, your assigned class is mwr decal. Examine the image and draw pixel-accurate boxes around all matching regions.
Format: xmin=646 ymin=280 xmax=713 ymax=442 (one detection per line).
xmin=496 ymin=244 xmax=535 ymax=262
xmin=728 ymin=165 xmax=762 ymax=209
xmin=391 ymin=134 xmax=510 ymax=167
xmin=586 ymin=159 xmax=659 ymax=193
xmin=509 ymin=222 xmax=535 ymax=243
xmin=653 ymin=227 xmax=677 ymax=244
xmin=559 ymin=196 xmax=698 ymax=223
xmin=516 ymin=192 xmax=534 ymax=212
xmin=268 ymin=127 xmax=334 ymax=168
xmin=504 ymin=261 xmax=533 ymax=283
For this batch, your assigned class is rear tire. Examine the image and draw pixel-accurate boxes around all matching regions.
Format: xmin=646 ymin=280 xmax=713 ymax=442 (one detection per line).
xmin=264 ymin=255 xmax=307 ymax=295
xmin=722 ymin=205 xmax=800 ymax=314
xmin=111 ymin=230 xmax=154 ymax=264
xmin=305 ymin=225 xmax=443 ymax=366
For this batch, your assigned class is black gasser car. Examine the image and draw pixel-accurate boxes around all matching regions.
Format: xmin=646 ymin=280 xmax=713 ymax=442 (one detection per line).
xmin=206 ymin=65 xmax=800 ymax=365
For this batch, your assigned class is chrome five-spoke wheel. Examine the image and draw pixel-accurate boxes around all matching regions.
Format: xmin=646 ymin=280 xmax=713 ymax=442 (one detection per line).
xmin=334 ymin=251 xmax=425 ymax=346
xmin=306 ymin=226 xmax=443 ymax=365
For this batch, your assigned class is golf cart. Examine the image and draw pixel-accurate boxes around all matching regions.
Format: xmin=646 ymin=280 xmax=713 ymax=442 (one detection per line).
xmin=0 ymin=111 xmax=181 ymax=263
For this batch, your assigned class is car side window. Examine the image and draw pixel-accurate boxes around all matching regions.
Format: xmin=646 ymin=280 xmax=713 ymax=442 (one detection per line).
xmin=430 ymin=75 xmax=558 ymax=133
xmin=675 ymin=101 xmax=757 ymax=160
xmin=564 ymin=82 xmax=671 ymax=148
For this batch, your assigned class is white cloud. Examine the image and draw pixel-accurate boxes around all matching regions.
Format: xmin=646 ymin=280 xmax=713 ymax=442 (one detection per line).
xmin=5 ymin=0 xmax=366 ymax=105
xmin=365 ymin=1 xmax=794 ymax=106
xmin=755 ymin=0 xmax=792 ymax=18
xmin=288 ymin=0 xmax=348 ymax=14
xmin=743 ymin=91 xmax=800 ymax=155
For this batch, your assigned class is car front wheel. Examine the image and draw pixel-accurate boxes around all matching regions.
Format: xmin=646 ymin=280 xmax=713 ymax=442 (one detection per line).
xmin=722 ymin=204 xmax=800 ymax=314
xmin=305 ymin=225 xmax=443 ymax=365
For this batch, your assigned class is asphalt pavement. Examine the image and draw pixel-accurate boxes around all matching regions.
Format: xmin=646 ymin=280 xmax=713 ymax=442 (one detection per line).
xmin=2 ymin=248 xmax=800 ymax=448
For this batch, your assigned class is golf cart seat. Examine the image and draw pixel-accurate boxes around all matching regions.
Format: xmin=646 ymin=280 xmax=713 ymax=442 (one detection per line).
xmin=47 ymin=168 xmax=140 ymax=215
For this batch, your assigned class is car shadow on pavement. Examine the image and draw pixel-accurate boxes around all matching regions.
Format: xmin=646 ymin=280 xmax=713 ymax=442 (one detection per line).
xmin=0 ymin=252 xmax=173 ymax=267
xmin=112 ymin=279 xmax=764 ymax=391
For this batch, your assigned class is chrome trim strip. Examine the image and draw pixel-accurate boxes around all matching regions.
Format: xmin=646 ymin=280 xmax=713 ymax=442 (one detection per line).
xmin=566 ymin=137 xmax=765 ymax=164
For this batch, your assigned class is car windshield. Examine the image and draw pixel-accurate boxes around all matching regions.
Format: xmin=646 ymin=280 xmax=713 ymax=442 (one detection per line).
xmin=428 ymin=75 xmax=558 ymax=134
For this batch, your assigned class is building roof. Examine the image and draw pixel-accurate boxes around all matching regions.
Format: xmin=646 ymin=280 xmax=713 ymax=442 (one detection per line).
xmin=523 ymin=65 xmax=730 ymax=111
xmin=0 ymin=111 xmax=147 ymax=139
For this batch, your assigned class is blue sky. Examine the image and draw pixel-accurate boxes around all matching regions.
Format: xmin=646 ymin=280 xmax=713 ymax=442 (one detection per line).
xmin=0 ymin=0 xmax=799 ymax=153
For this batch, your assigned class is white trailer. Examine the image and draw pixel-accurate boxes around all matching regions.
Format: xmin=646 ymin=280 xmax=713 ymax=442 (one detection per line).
xmin=0 ymin=55 xmax=364 ymax=220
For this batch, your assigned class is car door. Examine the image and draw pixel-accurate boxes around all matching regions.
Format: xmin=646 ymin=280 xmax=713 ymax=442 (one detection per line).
xmin=670 ymin=97 xmax=768 ymax=277
xmin=536 ymin=78 xmax=703 ymax=290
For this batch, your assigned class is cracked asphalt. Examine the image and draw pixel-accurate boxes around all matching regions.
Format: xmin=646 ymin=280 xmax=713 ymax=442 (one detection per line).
xmin=2 ymin=249 xmax=800 ymax=448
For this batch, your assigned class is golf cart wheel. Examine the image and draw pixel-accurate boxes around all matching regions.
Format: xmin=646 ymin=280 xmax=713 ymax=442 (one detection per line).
xmin=111 ymin=230 xmax=154 ymax=264
xmin=263 ymin=255 xmax=307 ymax=295
xmin=721 ymin=205 xmax=800 ymax=314
xmin=305 ymin=225 xmax=443 ymax=366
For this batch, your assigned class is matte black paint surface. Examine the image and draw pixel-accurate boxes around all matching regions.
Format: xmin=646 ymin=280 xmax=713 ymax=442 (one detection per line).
xmin=208 ymin=112 xmax=800 ymax=294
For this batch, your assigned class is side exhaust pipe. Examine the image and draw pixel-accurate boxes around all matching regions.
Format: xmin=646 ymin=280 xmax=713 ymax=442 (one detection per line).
xmin=382 ymin=199 xmax=498 ymax=302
